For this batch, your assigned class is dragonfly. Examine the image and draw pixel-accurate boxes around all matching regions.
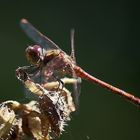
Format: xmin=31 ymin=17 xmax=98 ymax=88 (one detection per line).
xmin=20 ymin=19 xmax=140 ymax=107
xmin=20 ymin=19 xmax=81 ymax=108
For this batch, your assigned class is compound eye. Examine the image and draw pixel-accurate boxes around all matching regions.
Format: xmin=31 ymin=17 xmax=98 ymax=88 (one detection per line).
xmin=32 ymin=51 xmax=39 ymax=59
xmin=26 ymin=45 xmax=42 ymax=65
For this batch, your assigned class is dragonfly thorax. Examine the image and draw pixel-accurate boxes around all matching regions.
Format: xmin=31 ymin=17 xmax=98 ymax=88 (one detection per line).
xmin=43 ymin=49 xmax=61 ymax=65
xmin=26 ymin=45 xmax=43 ymax=65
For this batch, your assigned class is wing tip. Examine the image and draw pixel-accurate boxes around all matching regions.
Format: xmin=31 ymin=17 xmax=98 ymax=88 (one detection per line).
xmin=20 ymin=18 xmax=28 ymax=24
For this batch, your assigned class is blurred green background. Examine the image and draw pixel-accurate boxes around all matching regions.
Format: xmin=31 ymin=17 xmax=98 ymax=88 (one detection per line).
xmin=0 ymin=1 xmax=140 ymax=140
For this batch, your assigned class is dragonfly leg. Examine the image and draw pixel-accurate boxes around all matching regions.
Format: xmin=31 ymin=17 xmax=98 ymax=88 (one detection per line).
xmin=53 ymin=75 xmax=64 ymax=91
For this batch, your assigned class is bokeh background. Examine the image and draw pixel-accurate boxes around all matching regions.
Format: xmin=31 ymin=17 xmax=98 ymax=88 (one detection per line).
xmin=0 ymin=1 xmax=140 ymax=140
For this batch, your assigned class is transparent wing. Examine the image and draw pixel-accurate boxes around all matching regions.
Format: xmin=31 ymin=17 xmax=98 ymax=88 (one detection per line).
xmin=20 ymin=19 xmax=61 ymax=51
xmin=70 ymin=29 xmax=82 ymax=109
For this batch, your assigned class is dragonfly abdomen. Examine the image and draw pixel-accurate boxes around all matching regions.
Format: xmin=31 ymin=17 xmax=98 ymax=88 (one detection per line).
xmin=74 ymin=65 xmax=140 ymax=107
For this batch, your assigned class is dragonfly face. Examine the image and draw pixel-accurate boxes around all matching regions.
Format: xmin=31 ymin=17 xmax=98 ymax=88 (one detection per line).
xmin=26 ymin=44 xmax=61 ymax=67
xmin=26 ymin=45 xmax=43 ymax=65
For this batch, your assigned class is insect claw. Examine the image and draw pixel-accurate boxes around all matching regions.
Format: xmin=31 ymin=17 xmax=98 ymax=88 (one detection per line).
xmin=16 ymin=67 xmax=29 ymax=82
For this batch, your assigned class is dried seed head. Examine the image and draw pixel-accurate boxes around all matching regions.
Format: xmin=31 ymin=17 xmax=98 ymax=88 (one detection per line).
xmin=39 ymin=89 xmax=74 ymax=139
xmin=39 ymin=93 xmax=61 ymax=138
xmin=0 ymin=103 xmax=21 ymax=140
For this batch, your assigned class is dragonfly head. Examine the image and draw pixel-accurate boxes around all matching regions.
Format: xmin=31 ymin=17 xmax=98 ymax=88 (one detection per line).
xmin=26 ymin=45 xmax=43 ymax=65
